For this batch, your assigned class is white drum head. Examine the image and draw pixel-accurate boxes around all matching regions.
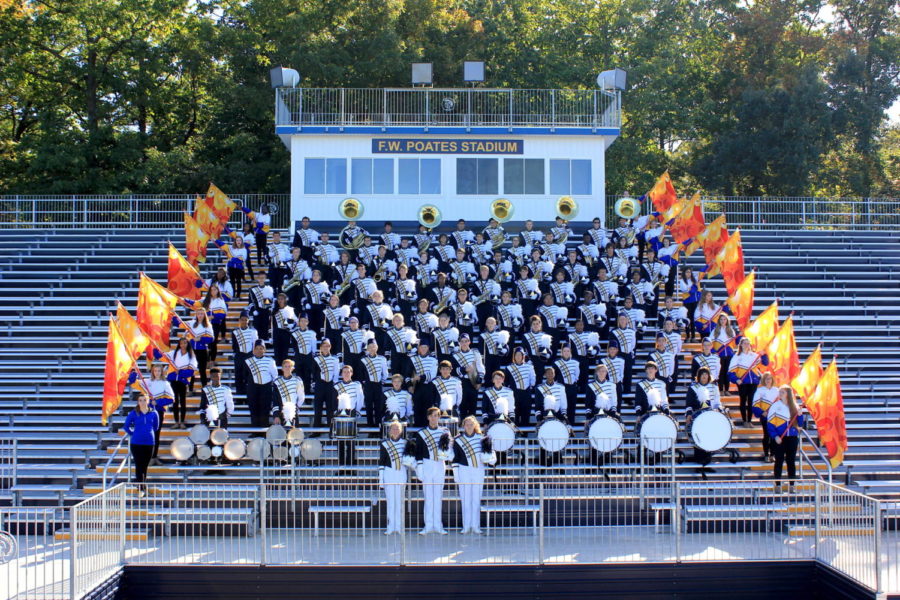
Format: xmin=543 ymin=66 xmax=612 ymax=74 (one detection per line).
xmin=691 ymin=410 xmax=733 ymax=453
xmin=287 ymin=428 xmax=305 ymax=445
xmin=210 ymin=428 xmax=229 ymax=446
xmin=300 ymin=439 xmax=322 ymax=461
xmin=247 ymin=438 xmax=271 ymax=462
xmin=587 ymin=416 xmax=625 ymax=453
xmin=211 ymin=445 xmax=223 ymax=457
xmin=195 ymin=445 xmax=212 ymax=461
xmin=272 ymin=445 xmax=289 ymax=461
xmin=640 ymin=413 xmax=678 ymax=453
xmin=266 ymin=424 xmax=287 ymax=445
xmin=486 ymin=421 xmax=516 ymax=452
xmin=537 ymin=419 xmax=570 ymax=453
xmin=224 ymin=438 xmax=246 ymax=461
xmin=189 ymin=424 xmax=210 ymax=445
xmin=170 ymin=437 xmax=194 ymax=461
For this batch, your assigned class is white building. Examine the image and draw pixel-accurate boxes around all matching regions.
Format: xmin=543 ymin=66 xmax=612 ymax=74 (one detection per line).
xmin=274 ymin=86 xmax=622 ymax=228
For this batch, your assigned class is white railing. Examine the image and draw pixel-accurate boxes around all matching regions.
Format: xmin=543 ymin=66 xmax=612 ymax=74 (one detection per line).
xmin=0 ymin=506 xmax=70 ymax=600
xmin=275 ymin=87 xmax=623 ymax=129
xmin=1 ymin=194 xmax=896 ymax=230
xmin=69 ymin=484 xmax=126 ymax=600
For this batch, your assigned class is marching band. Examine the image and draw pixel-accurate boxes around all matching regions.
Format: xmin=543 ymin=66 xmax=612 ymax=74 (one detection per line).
xmin=143 ymin=208 xmax=813 ymax=533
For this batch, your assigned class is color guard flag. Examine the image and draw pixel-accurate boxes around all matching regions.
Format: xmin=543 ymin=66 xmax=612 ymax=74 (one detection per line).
xmin=765 ymin=315 xmax=800 ymax=385
xmin=791 ymin=344 xmax=824 ymax=401
xmin=647 ymin=171 xmax=678 ymax=213
xmin=743 ymin=300 xmax=779 ymax=352
xmin=115 ymin=302 xmax=151 ymax=361
xmin=167 ymin=243 xmax=206 ymax=300
xmin=726 ymin=270 xmax=755 ymax=330
xmin=137 ymin=272 xmax=179 ymax=350
xmin=666 ymin=192 xmax=706 ymax=245
xmin=193 ymin=196 xmax=220 ymax=236
xmin=688 ymin=213 xmax=727 ymax=260
xmin=805 ymin=359 xmax=848 ymax=468
xmin=102 ymin=318 xmax=136 ymax=425
xmin=184 ymin=212 xmax=211 ymax=266
xmin=715 ymin=227 xmax=745 ymax=296
xmin=205 ymin=183 xmax=237 ymax=223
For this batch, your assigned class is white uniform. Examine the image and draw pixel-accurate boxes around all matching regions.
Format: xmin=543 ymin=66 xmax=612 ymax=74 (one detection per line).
xmin=416 ymin=426 xmax=450 ymax=533
xmin=379 ymin=436 xmax=410 ymax=534
xmin=452 ymin=433 xmax=493 ymax=533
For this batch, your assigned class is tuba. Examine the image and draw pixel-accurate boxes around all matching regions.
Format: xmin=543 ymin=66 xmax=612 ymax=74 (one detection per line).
xmin=490 ymin=198 xmax=514 ymax=223
xmin=418 ymin=204 xmax=442 ymax=229
xmin=339 ymin=198 xmax=366 ymax=250
xmin=614 ymin=197 xmax=638 ymax=219
xmin=556 ymin=196 xmax=579 ymax=220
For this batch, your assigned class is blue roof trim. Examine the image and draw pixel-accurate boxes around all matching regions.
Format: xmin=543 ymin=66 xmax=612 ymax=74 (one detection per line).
xmin=275 ymin=125 xmax=620 ymax=136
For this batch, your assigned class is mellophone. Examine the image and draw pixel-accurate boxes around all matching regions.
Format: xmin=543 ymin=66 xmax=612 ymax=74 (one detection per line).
xmin=168 ymin=409 xmax=735 ymax=463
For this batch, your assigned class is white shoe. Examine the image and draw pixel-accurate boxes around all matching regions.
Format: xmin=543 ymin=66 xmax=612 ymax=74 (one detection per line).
xmin=384 ymin=530 xmax=393 ymax=536
xmin=473 ymin=528 xmax=483 ymax=535
xmin=418 ymin=529 xmax=430 ymax=536
xmin=437 ymin=528 xmax=448 ymax=535
xmin=460 ymin=528 xmax=470 ymax=534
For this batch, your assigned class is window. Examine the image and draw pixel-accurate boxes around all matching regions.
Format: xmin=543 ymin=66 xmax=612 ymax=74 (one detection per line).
xmin=304 ymin=158 xmax=347 ymax=194
xmin=549 ymin=159 xmax=591 ymax=195
xmin=456 ymin=158 xmax=498 ymax=195
xmin=398 ymin=159 xmax=441 ymax=194
xmin=504 ymin=158 xmax=545 ymax=195
xmin=351 ymin=158 xmax=394 ymax=194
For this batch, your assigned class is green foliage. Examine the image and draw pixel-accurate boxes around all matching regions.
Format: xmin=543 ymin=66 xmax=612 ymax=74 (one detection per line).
xmin=0 ymin=0 xmax=896 ymax=196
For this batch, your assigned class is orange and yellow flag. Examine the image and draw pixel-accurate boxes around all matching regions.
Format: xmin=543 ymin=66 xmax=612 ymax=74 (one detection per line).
xmin=115 ymin=302 xmax=151 ymax=361
xmin=137 ymin=272 xmax=179 ymax=350
xmin=193 ymin=197 xmax=222 ymax=237
xmin=805 ymin=359 xmax=848 ymax=468
xmin=791 ymin=344 xmax=824 ymax=401
xmin=766 ymin=315 xmax=800 ymax=385
xmin=690 ymin=213 xmax=727 ymax=261
xmin=666 ymin=192 xmax=706 ymax=244
xmin=647 ymin=171 xmax=678 ymax=213
xmin=184 ymin=212 xmax=211 ymax=266
xmin=167 ymin=243 xmax=206 ymax=300
xmin=714 ymin=228 xmax=745 ymax=296
xmin=102 ymin=318 xmax=136 ymax=425
xmin=205 ymin=183 xmax=237 ymax=223
xmin=726 ymin=270 xmax=755 ymax=330
xmin=743 ymin=300 xmax=779 ymax=352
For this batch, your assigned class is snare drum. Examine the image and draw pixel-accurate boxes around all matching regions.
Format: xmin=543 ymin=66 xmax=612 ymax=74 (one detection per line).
xmin=381 ymin=419 xmax=406 ymax=439
xmin=485 ymin=420 xmax=517 ymax=452
xmin=331 ymin=415 xmax=358 ymax=439
xmin=637 ymin=412 xmax=678 ymax=453
xmin=537 ymin=417 xmax=571 ymax=453
xmin=688 ymin=408 xmax=733 ymax=453
xmin=585 ymin=413 xmax=625 ymax=454
xmin=438 ymin=415 xmax=459 ymax=438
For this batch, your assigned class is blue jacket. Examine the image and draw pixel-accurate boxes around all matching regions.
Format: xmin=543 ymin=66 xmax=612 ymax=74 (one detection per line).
xmin=124 ymin=409 xmax=159 ymax=446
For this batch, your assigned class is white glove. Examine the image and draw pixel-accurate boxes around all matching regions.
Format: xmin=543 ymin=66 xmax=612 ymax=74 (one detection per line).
xmin=378 ymin=470 xmax=385 ymax=489
xmin=414 ymin=464 xmax=423 ymax=482
xmin=481 ymin=451 xmax=497 ymax=466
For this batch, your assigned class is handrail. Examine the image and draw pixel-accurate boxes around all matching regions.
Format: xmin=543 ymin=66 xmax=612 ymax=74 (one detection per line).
xmin=101 ymin=435 xmax=131 ymax=490
xmin=798 ymin=427 xmax=833 ymax=485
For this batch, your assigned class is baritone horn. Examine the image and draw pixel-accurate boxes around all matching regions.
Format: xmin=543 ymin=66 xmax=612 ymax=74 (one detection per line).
xmin=338 ymin=197 xmax=364 ymax=221
xmin=490 ymin=198 xmax=514 ymax=223
xmin=614 ymin=197 xmax=638 ymax=219
xmin=418 ymin=204 xmax=442 ymax=229
xmin=556 ymin=196 xmax=578 ymax=220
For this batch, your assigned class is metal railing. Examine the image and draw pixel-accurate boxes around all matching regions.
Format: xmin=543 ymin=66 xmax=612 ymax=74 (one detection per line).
xmin=56 ymin=478 xmax=885 ymax=595
xmin=0 ymin=193 xmax=896 ymax=230
xmin=0 ymin=438 xmax=16 ymax=491
xmin=275 ymin=87 xmax=623 ymax=129
xmin=101 ymin=436 xmax=131 ymax=491
xmin=0 ymin=506 xmax=70 ymax=600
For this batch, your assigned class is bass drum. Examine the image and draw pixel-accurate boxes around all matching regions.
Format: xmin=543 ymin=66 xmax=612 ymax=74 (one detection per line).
xmin=585 ymin=413 xmax=625 ymax=454
xmin=246 ymin=438 xmax=271 ymax=462
xmin=688 ymin=409 xmax=733 ymax=453
xmin=485 ymin=420 xmax=517 ymax=452
xmin=223 ymin=438 xmax=247 ymax=461
xmin=637 ymin=412 xmax=678 ymax=453
xmin=537 ymin=417 xmax=570 ymax=453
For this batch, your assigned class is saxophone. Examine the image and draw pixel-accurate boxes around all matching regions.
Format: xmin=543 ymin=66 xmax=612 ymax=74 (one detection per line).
xmin=334 ymin=271 xmax=354 ymax=298
xmin=283 ymin=271 xmax=304 ymax=292
xmin=434 ymin=292 xmax=451 ymax=315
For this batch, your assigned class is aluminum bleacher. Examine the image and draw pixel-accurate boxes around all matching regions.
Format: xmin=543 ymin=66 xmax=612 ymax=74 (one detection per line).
xmin=0 ymin=226 xmax=898 ymax=507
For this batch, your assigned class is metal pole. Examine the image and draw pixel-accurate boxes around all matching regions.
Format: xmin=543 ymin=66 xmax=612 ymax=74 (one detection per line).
xmin=12 ymin=440 xmax=17 ymax=487
xmin=538 ymin=483 xmax=544 ymax=565
xmin=260 ymin=481 xmax=268 ymax=566
xmin=674 ymin=482 xmax=681 ymax=562
xmin=874 ymin=500 xmax=883 ymax=595
xmin=814 ymin=480 xmax=821 ymax=560
xmin=340 ymin=88 xmax=345 ymax=125
xmin=119 ymin=485 xmax=127 ymax=565
xmin=400 ymin=483 xmax=407 ymax=566
xmin=69 ymin=506 xmax=78 ymax=600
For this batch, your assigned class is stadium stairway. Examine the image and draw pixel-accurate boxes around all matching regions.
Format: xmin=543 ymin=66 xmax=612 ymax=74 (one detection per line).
xmin=0 ymin=226 xmax=898 ymax=508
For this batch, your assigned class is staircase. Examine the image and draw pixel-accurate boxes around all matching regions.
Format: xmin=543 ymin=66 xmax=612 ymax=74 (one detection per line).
xmin=0 ymin=226 xmax=898 ymax=507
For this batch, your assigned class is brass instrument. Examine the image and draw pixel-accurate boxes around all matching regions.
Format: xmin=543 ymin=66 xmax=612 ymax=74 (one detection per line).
xmin=339 ymin=197 xmax=364 ymax=220
xmin=490 ymin=198 xmax=514 ymax=223
xmin=340 ymin=226 xmax=366 ymax=250
xmin=433 ymin=293 xmax=451 ymax=315
xmin=418 ymin=204 xmax=442 ymax=229
xmin=372 ymin=261 xmax=387 ymax=283
xmin=556 ymin=196 xmax=579 ymax=220
xmin=283 ymin=272 xmax=304 ymax=292
xmin=614 ymin=197 xmax=638 ymax=219
xmin=334 ymin=271 xmax=354 ymax=298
